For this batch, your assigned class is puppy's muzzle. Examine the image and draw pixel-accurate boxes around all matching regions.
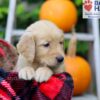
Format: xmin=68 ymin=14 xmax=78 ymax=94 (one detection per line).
xmin=56 ymin=56 xmax=64 ymax=63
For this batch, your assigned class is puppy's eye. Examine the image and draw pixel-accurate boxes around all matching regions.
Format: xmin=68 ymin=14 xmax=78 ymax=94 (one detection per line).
xmin=43 ymin=43 xmax=50 ymax=47
xmin=60 ymin=41 xmax=63 ymax=45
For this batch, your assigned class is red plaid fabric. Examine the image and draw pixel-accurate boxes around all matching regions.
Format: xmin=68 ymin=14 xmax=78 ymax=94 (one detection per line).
xmin=0 ymin=39 xmax=74 ymax=100
xmin=0 ymin=68 xmax=73 ymax=100
xmin=0 ymin=39 xmax=18 ymax=71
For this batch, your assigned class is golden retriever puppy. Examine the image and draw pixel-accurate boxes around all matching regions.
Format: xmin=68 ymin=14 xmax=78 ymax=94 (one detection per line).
xmin=15 ymin=20 xmax=65 ymax=82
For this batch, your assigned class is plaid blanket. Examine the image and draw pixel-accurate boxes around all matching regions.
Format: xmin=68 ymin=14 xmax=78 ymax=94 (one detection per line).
xmin=0 ymin=39 xmax=18 ymax=71
xmin=0 ymin=39 xmax=74 ymax=100
xmin=0 ymin=68 xmax=73 ymax=100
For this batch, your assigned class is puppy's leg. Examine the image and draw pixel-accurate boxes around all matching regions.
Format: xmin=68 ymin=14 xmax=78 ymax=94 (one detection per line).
xmin=35 ymin=67 xmax=53 ymax=82
xmin=19 ymin=66 xmax=35 ymax=80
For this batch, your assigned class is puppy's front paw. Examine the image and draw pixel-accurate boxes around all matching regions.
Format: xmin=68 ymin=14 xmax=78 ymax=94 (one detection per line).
xmin=35 ymin=67 xmax=53 ymax=82
xmin=18 ymin=67 xmax=35 ymax=80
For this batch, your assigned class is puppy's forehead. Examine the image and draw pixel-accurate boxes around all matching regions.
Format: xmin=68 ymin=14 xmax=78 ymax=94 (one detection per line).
xmin=36 ymin=30 xmax=64 ymax=41
xmin=26 ymin=20 xmax=64 ymax=40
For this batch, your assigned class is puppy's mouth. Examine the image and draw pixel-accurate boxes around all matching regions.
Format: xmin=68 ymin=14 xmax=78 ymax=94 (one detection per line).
xmin=47 ymin=63 xmax=62 ymax=68
xmin=40 ymin=59 xmax=63 ymax=68
xmin=47 ymin=65 xmax=56 ymax=68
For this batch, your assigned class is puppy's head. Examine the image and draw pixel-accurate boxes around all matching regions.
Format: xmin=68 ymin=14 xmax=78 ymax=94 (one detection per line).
xmin=17 ymin=20 xmax=64 ymax=68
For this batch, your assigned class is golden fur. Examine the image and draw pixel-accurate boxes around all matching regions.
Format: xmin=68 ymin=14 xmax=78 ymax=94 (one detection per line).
xmin=15 ymin=20 xmax=65 ymax=82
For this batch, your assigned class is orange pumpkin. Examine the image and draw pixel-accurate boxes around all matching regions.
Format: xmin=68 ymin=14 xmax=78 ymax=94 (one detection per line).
xmin=65 ymin=56 xmax=92 ymax=95
xmin=64 ymin=29 xmax=92 ymax=95
xmin=40 ymin=0 xmax=77 ymax=32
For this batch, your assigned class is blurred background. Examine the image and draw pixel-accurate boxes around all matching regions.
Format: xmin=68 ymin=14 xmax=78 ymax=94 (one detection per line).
xmin=0 ymin=0 xmax=100 ymax=100
xmin=0 ymin=0 xmax=89 ymax=58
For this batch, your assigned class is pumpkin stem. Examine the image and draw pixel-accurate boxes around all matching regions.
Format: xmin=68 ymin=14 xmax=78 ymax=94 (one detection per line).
xmin=67 ymin=26 xmax=77 ymax=57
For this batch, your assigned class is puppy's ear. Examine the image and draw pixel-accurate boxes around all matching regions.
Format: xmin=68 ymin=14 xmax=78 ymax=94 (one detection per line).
xmin=17 ymin=34 xmax=35 ymax=63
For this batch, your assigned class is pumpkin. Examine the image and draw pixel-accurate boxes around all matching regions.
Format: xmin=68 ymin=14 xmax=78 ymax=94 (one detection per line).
xmin=39 ymin=0 xmax=77 ymax=32
xmin=64 ymin=28 xmax=92 ymax=95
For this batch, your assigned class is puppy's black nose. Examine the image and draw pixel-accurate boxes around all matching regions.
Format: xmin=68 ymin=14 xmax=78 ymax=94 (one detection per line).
xmin=56 ymin=56 xmax=64 ymax=63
